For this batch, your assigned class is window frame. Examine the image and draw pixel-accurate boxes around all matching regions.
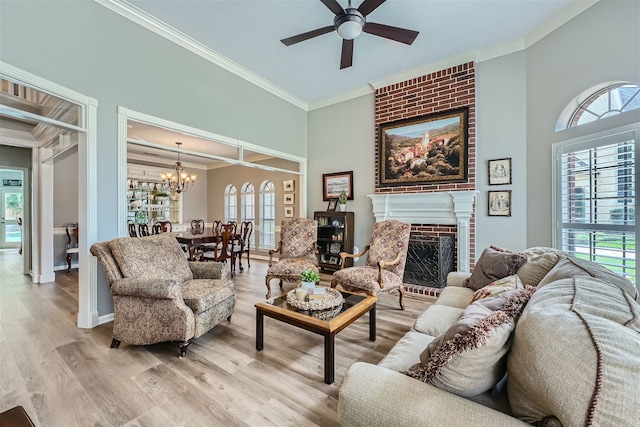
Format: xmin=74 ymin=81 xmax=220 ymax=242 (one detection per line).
xmin=241 ymin=182 xmax=255 ymax=248
xmin=224 ymin=184 xmax=237 ymax=223
xmin=259 ymin=180 xmax=276 ymax=250
xmin=552 ymin=125 xmax=638 ymax=284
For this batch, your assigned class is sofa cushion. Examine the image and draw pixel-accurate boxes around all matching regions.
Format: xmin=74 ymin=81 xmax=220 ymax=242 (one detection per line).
xmin=181 ymin=278 xmax=236 ymax=314
xmin=378 ymin=331 xmax=435 ymax=372
xmin=465 ymin=247 xmax=528 ymax=291
xmin=537 ymin=255 xmax=638 ymax=300
xmin=507 ymin=276 xmax=640 ymax=427
xmin=334 ymin=265 xmax=404 ymax=293
xmin=515 ymin=247 xmax=562 ymax=287
xmin=403 ymin=287 xmax=535 ymax=397
xmin=266 ymin=258 xmax=318 ymax=277
xmin=471 ymin=275 xmax=523 ymax=303
xmin=413 ymin=304 xmax=465 ymax=337
xmin=433 ymin=286 xmax=474 ymax=309
xmin=109 ymin=234 xmax=193 ymax=283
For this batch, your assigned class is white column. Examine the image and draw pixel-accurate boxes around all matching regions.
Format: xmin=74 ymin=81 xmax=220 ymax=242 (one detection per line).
xmin=449 ymin=191 xmax=479 ymax=272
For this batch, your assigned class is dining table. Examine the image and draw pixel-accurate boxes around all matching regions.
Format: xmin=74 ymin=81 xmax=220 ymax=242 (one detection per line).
xmin=173 ymin=231 xmax=245 ymax=263
xmin=173 ymin=231 xmax=219 ymax=261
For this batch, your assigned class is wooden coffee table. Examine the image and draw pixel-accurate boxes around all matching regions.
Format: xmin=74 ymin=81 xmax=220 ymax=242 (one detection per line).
xmin=255 ymin=290 xmax=376 ymax=384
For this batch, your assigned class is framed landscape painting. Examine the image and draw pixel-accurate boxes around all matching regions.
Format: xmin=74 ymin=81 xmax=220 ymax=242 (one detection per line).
xmin=378 ymin=107 xmax=468 ymax=187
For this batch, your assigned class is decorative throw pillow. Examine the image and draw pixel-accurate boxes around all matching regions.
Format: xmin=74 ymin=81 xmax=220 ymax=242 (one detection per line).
xmin=110 ymin=234 xmax=193 ymax=283
xmin=464 ymin=246 xmax=528 ymax=291
xmin=403 ymin=286 xmax=536 ymax=397
xmin=471 ymin=275 xmax=523 ymax=303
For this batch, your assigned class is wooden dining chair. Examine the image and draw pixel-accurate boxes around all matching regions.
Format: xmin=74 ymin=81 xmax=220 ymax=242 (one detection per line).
xmin=236 ymin=221 xmax=253 ymax=271
xmin=65 ymin=222 xmax=79 ymax=274
xmin=201 ymin=223 xmax=237 ymax=276
xmin=138 ymin=224 xmax=150 ymax=237
xmin=152 ymin=220 xmax=172 ymax=234
xmin=191 ymin=219 xmax=205 ymax=235
xmin=158 ymin=220 xmax=172 ymax=233
xmin=127 ymin=220 xmax=138 ymax=237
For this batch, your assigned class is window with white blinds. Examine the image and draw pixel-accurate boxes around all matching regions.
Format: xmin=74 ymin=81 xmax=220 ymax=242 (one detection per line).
xmin=241 ymin=182 xmax=255 ymax=248
xmin=224 ymin=184 xmax=237 ymax=223
xmin=555 ymin=130 xmax=637 ymax=283
xmin=259 ymin=180 xmax=275 ymax=249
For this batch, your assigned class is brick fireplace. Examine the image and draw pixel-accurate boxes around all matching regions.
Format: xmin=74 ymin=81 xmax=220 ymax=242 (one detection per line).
xmin=372 ymin=62 xmax=477 ymax=296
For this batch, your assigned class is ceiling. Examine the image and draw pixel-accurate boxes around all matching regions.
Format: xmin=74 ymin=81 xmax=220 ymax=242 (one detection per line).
xmin=114 ymin=0 xmax=594 ymax=107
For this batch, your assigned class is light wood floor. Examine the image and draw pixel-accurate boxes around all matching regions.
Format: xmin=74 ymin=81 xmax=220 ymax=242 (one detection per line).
xmin=0 ymin=250 xmax=433 ymax=426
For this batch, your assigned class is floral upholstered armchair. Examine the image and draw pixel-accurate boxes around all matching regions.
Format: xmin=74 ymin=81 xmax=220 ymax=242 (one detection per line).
xmin=331 ymin=220 xmax=411 ymax=309
xmin=90 ymin=234 xmax=236 ymax=357
xmin=265 ymin=218 xmax=319 ymax=298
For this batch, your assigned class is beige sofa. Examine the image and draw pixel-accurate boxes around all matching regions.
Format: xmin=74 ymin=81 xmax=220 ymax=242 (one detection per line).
xmin=338 ymin=247 xmax=640 ymax=426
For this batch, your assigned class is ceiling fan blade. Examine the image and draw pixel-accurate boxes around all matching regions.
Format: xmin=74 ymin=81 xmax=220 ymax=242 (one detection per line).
xmin=340 ymin=39 xmax=354 ymax=69
xmin=357 ymin=0 xmax=386 ymax=16
xmin=281 ymin=26 xmax=335 ymax=46
xmin=363 ymin=22 xmax=419 ymax=45
xmin=321 ymin=0 xmax=345 ymax=15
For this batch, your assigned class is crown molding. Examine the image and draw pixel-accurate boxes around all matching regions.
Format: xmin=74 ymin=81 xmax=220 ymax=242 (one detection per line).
xmin=0 ymin=127 xmax=38 ymax=147
xmin=525 ymin=0 xmax=599 ymax=47
xmin=95 ymin=0 xmax=598 ymax=112
xmin=308 ymin=85 xmax=374 ymax=111
xmin=95 ymin=0 xmax=308 ymax=111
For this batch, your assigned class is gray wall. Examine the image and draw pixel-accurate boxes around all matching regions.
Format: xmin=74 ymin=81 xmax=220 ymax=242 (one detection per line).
xmin=53 ymin=152 xmax=79 ymax=227
xmin=1 ymin=1 xmax=307 ymax=316
xmin=308 ymin=94 xmax=376 ymax=262
xmin=525 ymin=0 xmax=640 ymax=247
xmin=475 ymin=51 xmax=528 ymax=252
xmin=308 ymin=0 xmax=640 ymax=258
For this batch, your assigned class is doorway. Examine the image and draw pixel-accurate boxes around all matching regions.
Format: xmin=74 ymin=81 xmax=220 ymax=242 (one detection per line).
xmin=0 ymin=176 xmax=23 ymax=250
xmin=1 ymin=61 xmax=98 ymax=328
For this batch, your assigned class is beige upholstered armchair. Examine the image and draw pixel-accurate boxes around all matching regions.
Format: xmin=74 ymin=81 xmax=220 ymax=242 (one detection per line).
xmin=331 ymin=220 xmax=411 ymax=309
xmin=90 ymin=234 xmax=236 ymax=357
xmin=265 ymin=218 xmax=319 ymax=298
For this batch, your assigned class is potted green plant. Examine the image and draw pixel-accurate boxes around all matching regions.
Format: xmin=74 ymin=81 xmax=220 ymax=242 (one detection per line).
xmin=300 ymin=269 xmax=320 ymax=286
xmin=338 ymin=190 xmax=348 ymax=212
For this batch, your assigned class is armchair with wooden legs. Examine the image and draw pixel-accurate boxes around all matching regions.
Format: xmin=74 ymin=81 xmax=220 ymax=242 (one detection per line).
xmin=265 ymin=218 xmax=319 ymax=298
xmin=331 ymin=219 xmax=411 ymax=309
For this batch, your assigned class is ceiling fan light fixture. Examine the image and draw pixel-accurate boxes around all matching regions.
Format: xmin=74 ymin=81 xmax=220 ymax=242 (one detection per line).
xmin=334 ymin=9 xmax=365 ymax=40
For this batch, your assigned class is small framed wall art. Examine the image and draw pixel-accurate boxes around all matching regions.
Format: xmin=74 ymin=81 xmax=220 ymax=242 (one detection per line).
xmin=488 ymin=190 xmax=511 ymax=217
xmin=488 ymin=158 xmax=512 ymax=185
xmin=323 ymin=171 xmax=354 ymax=201
xmin=284 ymin=193 xmax=295 ymax=205
xmin=284 ymin=206 xmax=294 ymax=217
xmin=283 ymin=179 xmax=295 ymax=192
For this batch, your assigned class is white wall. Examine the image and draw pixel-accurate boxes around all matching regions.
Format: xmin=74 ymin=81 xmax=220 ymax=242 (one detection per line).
xmin=475 ymin=51 xmax=528 ymax=252
xmin=308 ymin=94 xmax=376 ymax=262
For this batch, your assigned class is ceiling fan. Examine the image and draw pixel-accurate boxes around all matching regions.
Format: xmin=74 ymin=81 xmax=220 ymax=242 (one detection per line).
xmin=281 ymin=0 xmax=419 ymax=69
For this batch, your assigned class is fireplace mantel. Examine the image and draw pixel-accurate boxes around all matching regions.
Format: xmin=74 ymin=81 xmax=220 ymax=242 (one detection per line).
xmin=368 ymin=191 xmax=479 ymax=272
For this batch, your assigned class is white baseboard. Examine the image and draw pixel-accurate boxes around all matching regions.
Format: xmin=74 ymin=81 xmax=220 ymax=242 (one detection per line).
xmin=98 ymin=313 xmax=114 ymax=325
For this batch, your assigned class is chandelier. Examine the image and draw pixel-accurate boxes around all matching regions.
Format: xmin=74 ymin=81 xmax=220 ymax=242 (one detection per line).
xmin=160 ymin=142 xmax=197 ymax=193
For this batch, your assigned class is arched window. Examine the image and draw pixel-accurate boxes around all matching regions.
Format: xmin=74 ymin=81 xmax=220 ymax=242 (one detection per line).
xmin=224 ymin=184 xmax=237 ymax=223
xmin=553 ymin=82 xmax=637 ymax=284
xmin=557 ymin=82 xmax=640 ymax=131
xmin=241 ymin=182 xmax=255 ymax=248
xmin=259 ymin=180 xmax=275 ymax=249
